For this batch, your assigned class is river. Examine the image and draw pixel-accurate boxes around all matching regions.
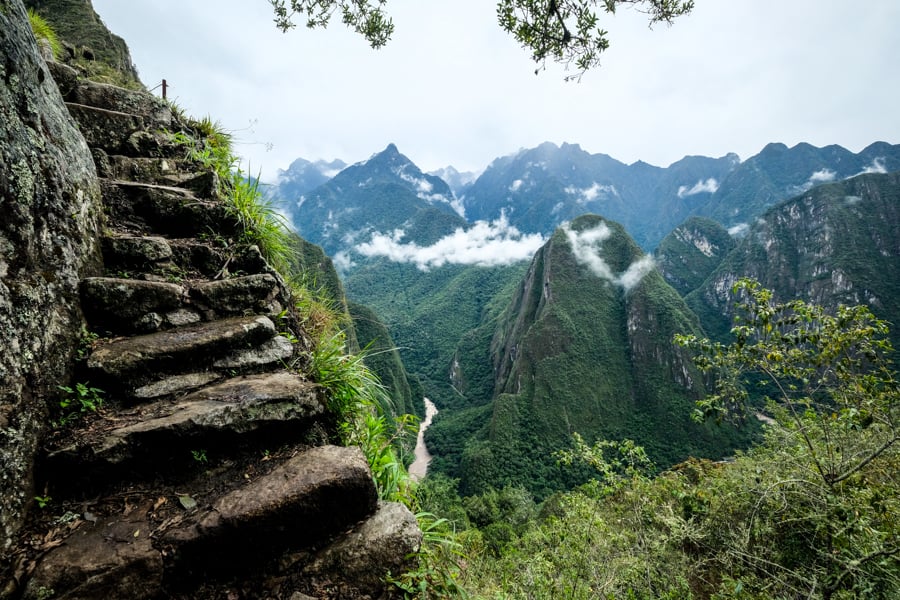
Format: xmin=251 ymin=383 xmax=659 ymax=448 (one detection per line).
xmin=408 ymin=398 xmax=438 ymax=481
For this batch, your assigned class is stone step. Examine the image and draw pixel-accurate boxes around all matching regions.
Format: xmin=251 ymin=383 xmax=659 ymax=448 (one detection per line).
xmin=81 ymin=277 xmax=186 ymax=334
xmin=168 ymin=239 xmax=275 ymax=280
xmin=100 ymin=234 xmax=236 ymax=281
xmin=45 ymin=373 xmax=324 ymax=488
xmin=94 ymin=152 xmax=220 ymax=199
xmin=80 ymin=274 xmax=284 ymax=335
xmin=66 ymin=102 xmax=145 ymax=154
xmin=86 ymin=315 xmax=292 ymax=394
xmin=161 ymin=445 xmax=378 ymax=580
xmin=189 ymin=273 xmax=285 ymax=320
xmin=101 ymin=179 xmax=235 ymax=238
xmin=102 ymin=234 xmax=174 ymax=270
xmin=24 ymin=446 xmax=387 ymax=598
xmin=63 ymin=79 xmax=173 ymax=131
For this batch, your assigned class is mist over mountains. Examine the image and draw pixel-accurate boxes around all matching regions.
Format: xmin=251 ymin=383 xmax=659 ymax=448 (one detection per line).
xmin=275 ymin=140 xmax=900 ymax=261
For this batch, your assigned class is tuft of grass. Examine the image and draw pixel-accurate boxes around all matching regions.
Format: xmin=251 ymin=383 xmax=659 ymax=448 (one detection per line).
xmin=290 ymin=274 xmax=345 ymax=338
xmin=227 ymin=169 xmax=293 ymax=274
xmin=28 ymin=9 xmax=61 ymax=59
xmin=167 ymin=119 xmax=294 ymax=275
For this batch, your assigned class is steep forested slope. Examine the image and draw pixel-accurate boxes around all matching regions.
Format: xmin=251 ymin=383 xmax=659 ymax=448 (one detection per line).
xmin=430 ymin=215 xmax=753 ymax=497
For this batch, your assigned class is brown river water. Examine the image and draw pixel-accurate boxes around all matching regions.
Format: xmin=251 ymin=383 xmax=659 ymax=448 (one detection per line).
xmin=408 ymin=398 xmax=438 ymax=481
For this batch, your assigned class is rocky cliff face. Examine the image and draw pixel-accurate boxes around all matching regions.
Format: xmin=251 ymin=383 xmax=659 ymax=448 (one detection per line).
xmin=24 ymin=0 xmax=142 ymax=88
xmin=688 ymin=172 xmax=900 ymax=343
xmin=655 ymin=216 xmax=736 ymax=296
xmin=0 ymin=0 xmax=104 ymax=551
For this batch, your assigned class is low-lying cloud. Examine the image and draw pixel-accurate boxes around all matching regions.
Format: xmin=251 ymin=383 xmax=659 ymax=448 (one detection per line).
xmin=809 ymin=168 xmax=837 ymax=184
xmin=356 ymin=213 xmax=545 ymax=270
xmin=860 ymin=157 xmax=888 ymax=175
xmin=564 ymin=182 xmax=618 ymax=204
xmin=562 ymin=221 xmax=655 ymax=292
xmin=728 ymin=223 xmax=749 ymax=236
xmin=677 ymin=178 xmax=719 ymax=198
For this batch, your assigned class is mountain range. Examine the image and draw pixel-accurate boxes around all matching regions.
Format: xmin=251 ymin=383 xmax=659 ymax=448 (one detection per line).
xmin=271 ymin=140 xmax=900 ymax=496
xmin=276 ymin=140 xmax=900 ymax=255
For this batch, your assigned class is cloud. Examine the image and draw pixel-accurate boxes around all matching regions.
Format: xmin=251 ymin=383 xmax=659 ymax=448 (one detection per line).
xmin=793 ymin=168 xmax=838 ymax=193
xmin=728 ymin=223 xmax=749 ymax=236
xmin=860 ymin=157 xmax=888 ymax=175
xmin=333 ymin=250 xmax=356 ymax=272
xmin=355 ymin=212 xmax=545 ymax=270
xmin=677 ymin=178 xmax=719 ymax=198
xmin=808 ymin=168 xmax=837 ymax=183
xmin=564 ymin=182 xmax=619 ymax=204
xmin=509 ymin=179 xmax=524 ymax=192
xmin=449 ymin=197 xmax=466 ymax=219
xmin=398 ymin=171 xmax=434 ymax=194
xmin=619 ymin=256 xmax=656 ymax=292
xmin=562 ymin=221 xmax=655 ymax=292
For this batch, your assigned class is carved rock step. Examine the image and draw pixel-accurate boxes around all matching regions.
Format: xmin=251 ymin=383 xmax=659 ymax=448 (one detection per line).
xmin=190 ymin=273 xmax=285 ymax=320
xmin=81 ymin=274 xmax=283 ymax=335
xmin=168 ymin=238 xmax=276 ymax=280
xmin=100 ymin=179 xmax=235 ymax=238
xmin=162 ymin=445 xmax=378 ymax=580
xmin=45 ymin=373 xmax=324 ymax=488
xmin=81 ymin=277 xmax=183 ymax=333
xmin=102 ymin=234 xmax=173 ymax=269
xmin=64 ymin=79 xmax=173 ymax=131
xmin=94 ymin=153 xmax=219 ymax=198
xmin=86 ymin=315 xmax=293 ymax=394
xmin=65 ymin=102 xmax=145 ymax=154
xmin=101 ymin=233 xmax=276 ymax=282
xmin=24 ymin=447 xmax=398 ymax=599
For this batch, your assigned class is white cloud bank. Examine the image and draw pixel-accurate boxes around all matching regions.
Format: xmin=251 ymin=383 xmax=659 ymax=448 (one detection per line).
xmin=562 ymin=221 xmax=655 ymax=292
xmin=795 ymin=168 xmax=838 ymax=193
xmin=728 ymin=223 xmax=750 ymax=236
xmin=677 ymin=178 xmax=719 ymax=198
xmin=356 ymin=213 xmax=545 ymax=270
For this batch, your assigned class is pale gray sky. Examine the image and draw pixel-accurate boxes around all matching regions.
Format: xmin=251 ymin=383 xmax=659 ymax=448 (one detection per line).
xmin=91 ymin=1 xmax=900 ymax=182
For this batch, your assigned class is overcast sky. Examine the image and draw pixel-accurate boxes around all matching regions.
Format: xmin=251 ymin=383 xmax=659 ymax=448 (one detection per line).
xmin=91 ymin=1 xmax=900 ymax=182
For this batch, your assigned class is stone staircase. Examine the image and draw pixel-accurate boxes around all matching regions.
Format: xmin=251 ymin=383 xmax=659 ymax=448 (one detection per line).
xmin=13 ymin=64 xmax=420 ymax=600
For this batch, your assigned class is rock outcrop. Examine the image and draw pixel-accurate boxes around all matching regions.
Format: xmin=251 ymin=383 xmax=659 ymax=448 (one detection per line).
xmin=0 ymin=0 xmax=104 ymax=552
xmin=24 ymin=0 xmax=142 ymax=88
xmin=1 ymin=3 xmax=420 ymax=596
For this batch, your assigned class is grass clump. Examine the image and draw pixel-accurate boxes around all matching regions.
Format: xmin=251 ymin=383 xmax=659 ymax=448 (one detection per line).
xmin=289 ymin=278 xmax=470 ymax=596
xmin=28 ymin=8 xmax=61 ymax=59
xmin=168 ymin=116 xmax=294 ymax=274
